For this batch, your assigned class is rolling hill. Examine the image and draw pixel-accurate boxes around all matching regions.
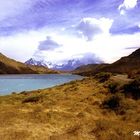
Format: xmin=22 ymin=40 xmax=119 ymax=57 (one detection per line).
xmin=72 ymin=64 xmax=109 ymax=76
xmin=73 ymin=48 xmax=140 ymax=76
xmin=101 ymin=48 xmax=140 ymax=75
xmin=0 ymin=53 xmax=58 ymax=74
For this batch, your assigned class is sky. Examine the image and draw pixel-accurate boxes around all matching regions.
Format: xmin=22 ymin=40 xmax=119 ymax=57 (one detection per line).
xmin=0 ymin=0 xmax=140 ymax=64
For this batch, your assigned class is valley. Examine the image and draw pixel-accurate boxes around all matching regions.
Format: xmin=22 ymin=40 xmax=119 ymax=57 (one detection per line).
xmin=0 ymin=48 xmax=140 ymax=140
xmin=0 ymin=0 xmax=140 ymax=139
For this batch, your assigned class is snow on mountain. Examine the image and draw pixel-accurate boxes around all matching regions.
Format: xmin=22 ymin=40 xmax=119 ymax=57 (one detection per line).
xmin=25 ymin=58 xmax=53 ymax=68
xmin=25 ymin=56 xmax=103 ymax=71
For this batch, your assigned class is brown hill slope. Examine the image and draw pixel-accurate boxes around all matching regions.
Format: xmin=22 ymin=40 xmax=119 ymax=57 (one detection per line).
xmin=101 ymin=48 xmax=140 ymax=75
xmin=0 ymin=53 xmax=58 ymax=74
xmin=30 ymin=65 xmax=59 ymax=74
xmin=72 ymin=64 xmax=109 ymax=76
xmin=73 ymin=48 xmax=140 ymax=76
xmin=0 ymin=76 xmax=139 ymax=139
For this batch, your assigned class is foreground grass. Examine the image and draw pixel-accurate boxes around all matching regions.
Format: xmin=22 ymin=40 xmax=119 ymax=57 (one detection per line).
xmin=0 ymin=76 xmax=139 ymax=140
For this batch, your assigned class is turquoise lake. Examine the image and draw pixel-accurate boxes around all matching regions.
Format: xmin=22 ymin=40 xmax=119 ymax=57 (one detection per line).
xmin=0 ymin=74 xmax=83 ymax=95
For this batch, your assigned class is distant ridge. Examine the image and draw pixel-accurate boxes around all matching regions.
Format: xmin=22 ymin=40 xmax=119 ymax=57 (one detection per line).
xmin=0 ymin=53 xmax=58 ymax=74
xmin=72 ymin=48 xmax=140 ymax=76
xmin=102 ymin=48 xmax=140 ymax=74
xmin=72 ymin=64 xmax=109 ymax=76
xmin=25 ymin=57 xmax=103 ymax=71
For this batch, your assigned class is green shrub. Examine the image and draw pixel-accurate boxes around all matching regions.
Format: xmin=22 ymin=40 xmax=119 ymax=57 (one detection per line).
xmin=20 ymin=91 xmax=28 ymax=95
xmin=102 ymin=95 xmax=121 ymax=110
xmin=123 ymin=78 xmax=140 ymax=100
xmin=22 ymin=95 xmax=42 ymax=103
xmin=108 ymin=82 xmax=118 ymax=93
xmin=95 ymin=72 xmax=111 ymax=82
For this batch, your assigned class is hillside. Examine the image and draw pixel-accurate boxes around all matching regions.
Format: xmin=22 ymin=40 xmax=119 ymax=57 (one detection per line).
xmin=0 ymin=53 xmax=58 ymax=74
xmin=73 ymin=48 xmax=140 ymax=76
xmin=0 ymin=51 xmax=140 ymax=139
xmin=0 ymin=75 xmax=139 ymax=139
xmin=30 ymin=65 xmax=59 ymax=74
xmin=101 ymin=48 xmax=140 ymax=75
xmin=73 ymin=64 xmax=108 ymax=76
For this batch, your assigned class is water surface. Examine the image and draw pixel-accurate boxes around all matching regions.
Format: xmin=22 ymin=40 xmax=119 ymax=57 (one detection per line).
xmin=0 ymin=74 xmax=83 ymax=95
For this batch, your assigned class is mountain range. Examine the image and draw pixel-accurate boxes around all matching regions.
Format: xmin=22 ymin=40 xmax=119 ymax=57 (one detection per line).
xmin=0 ymin=48 xmax=140 ymax=75
xmin=25 ymin=57 xmax=102 ymax=71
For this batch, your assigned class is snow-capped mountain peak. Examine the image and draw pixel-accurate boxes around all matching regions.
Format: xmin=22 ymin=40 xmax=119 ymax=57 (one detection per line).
xmin=25 ymin=58 xmax=52 ymax=68
xmin=25 ymin=54 xmax=103 ymax=71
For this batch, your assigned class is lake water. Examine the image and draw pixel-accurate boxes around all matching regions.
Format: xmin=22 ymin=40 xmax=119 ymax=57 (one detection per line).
xmin=0 ymin=74 xmax=83 ymax=95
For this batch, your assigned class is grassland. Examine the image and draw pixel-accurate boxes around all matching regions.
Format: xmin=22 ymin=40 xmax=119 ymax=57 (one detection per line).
xmin=0 ymin=74 xmax=140 ymax=140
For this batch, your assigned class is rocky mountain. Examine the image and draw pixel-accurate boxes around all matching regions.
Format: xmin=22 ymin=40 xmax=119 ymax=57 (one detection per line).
xmin=52 ymin=59 xmax=84 ymax=71
xmin=25 ymin=57 xmax=102 ymax=71
xmin=0 ymin=53 xmax=58 ymax=74
xmin=72 ymin=48 xmax=140 ymax=76
xmin=25 ymin=58 xmax=50 ymax=67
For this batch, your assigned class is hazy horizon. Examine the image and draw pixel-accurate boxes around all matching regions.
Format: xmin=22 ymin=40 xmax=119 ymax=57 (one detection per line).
xmin=0 ymin=0 xmax=140 ymax=65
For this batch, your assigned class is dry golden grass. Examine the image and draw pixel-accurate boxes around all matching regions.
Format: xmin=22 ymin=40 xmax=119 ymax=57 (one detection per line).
xmin=0 ymin=76 xmax=139 ymax=140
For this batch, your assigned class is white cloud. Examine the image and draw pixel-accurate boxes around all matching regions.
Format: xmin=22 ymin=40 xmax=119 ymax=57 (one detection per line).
xmin=0 ymin=0 xmax=33 ymax=21
xmin=76 ymin=17 xmax=113 ymax=41
xmin=34 ymin=31 xmax=140 ymax=64
xmin=0 ymin=30 xmax=46 ymax=61
xmin=90 ymin=33 xmax=140 ymax=63
xmin=118 ymin=0 xmax=138 ymax=15
xmin=0 ymin=17 xmax=139 ymax=65
xmin=33 ymin=35 xmax=89 ymax=63
xmin=120 ymin=9 xmax=126 ymax=15
xmin=38 ymin=36 xmax=61 ymax=51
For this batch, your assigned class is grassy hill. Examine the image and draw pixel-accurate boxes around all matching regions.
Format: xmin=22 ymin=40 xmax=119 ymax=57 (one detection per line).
xmin=0 ymin=49 xmax=140 ymax=139
xmin=101 ymin=48 xmax=140 ymax=75
xmin=0 ymin=74 xmax=139 ymax=139
xmin=0 ymin=53 xmax=58 ymax=74
xmin=73 ymin=48 xmax=140 ymax=77
xmin=73 ymin=64 xmax=108 ymax=76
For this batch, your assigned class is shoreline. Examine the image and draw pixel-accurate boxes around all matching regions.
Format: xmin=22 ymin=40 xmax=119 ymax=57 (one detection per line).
xmin=0 ymin=75 xmax=139 ymax=139
xmin=0 ymin=74 xmax=84 ymax=96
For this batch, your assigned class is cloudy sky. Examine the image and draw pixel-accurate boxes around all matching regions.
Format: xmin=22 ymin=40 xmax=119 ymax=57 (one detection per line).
xmin=0 ymin=0 xmax=140 ymax=64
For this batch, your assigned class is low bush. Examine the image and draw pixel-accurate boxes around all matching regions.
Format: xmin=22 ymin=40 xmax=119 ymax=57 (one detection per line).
xmin=95 ymin=72 xmax=111 ymax=83
xmin=123 ymin=78 xmax=140 ymax=100
xmin=22 ymin=95 xmax=42 ymax=103
xmin=108 ymin=82 xmax=118 ymax=93
xmin=102 ymin=95 xmax=121 ymax=110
